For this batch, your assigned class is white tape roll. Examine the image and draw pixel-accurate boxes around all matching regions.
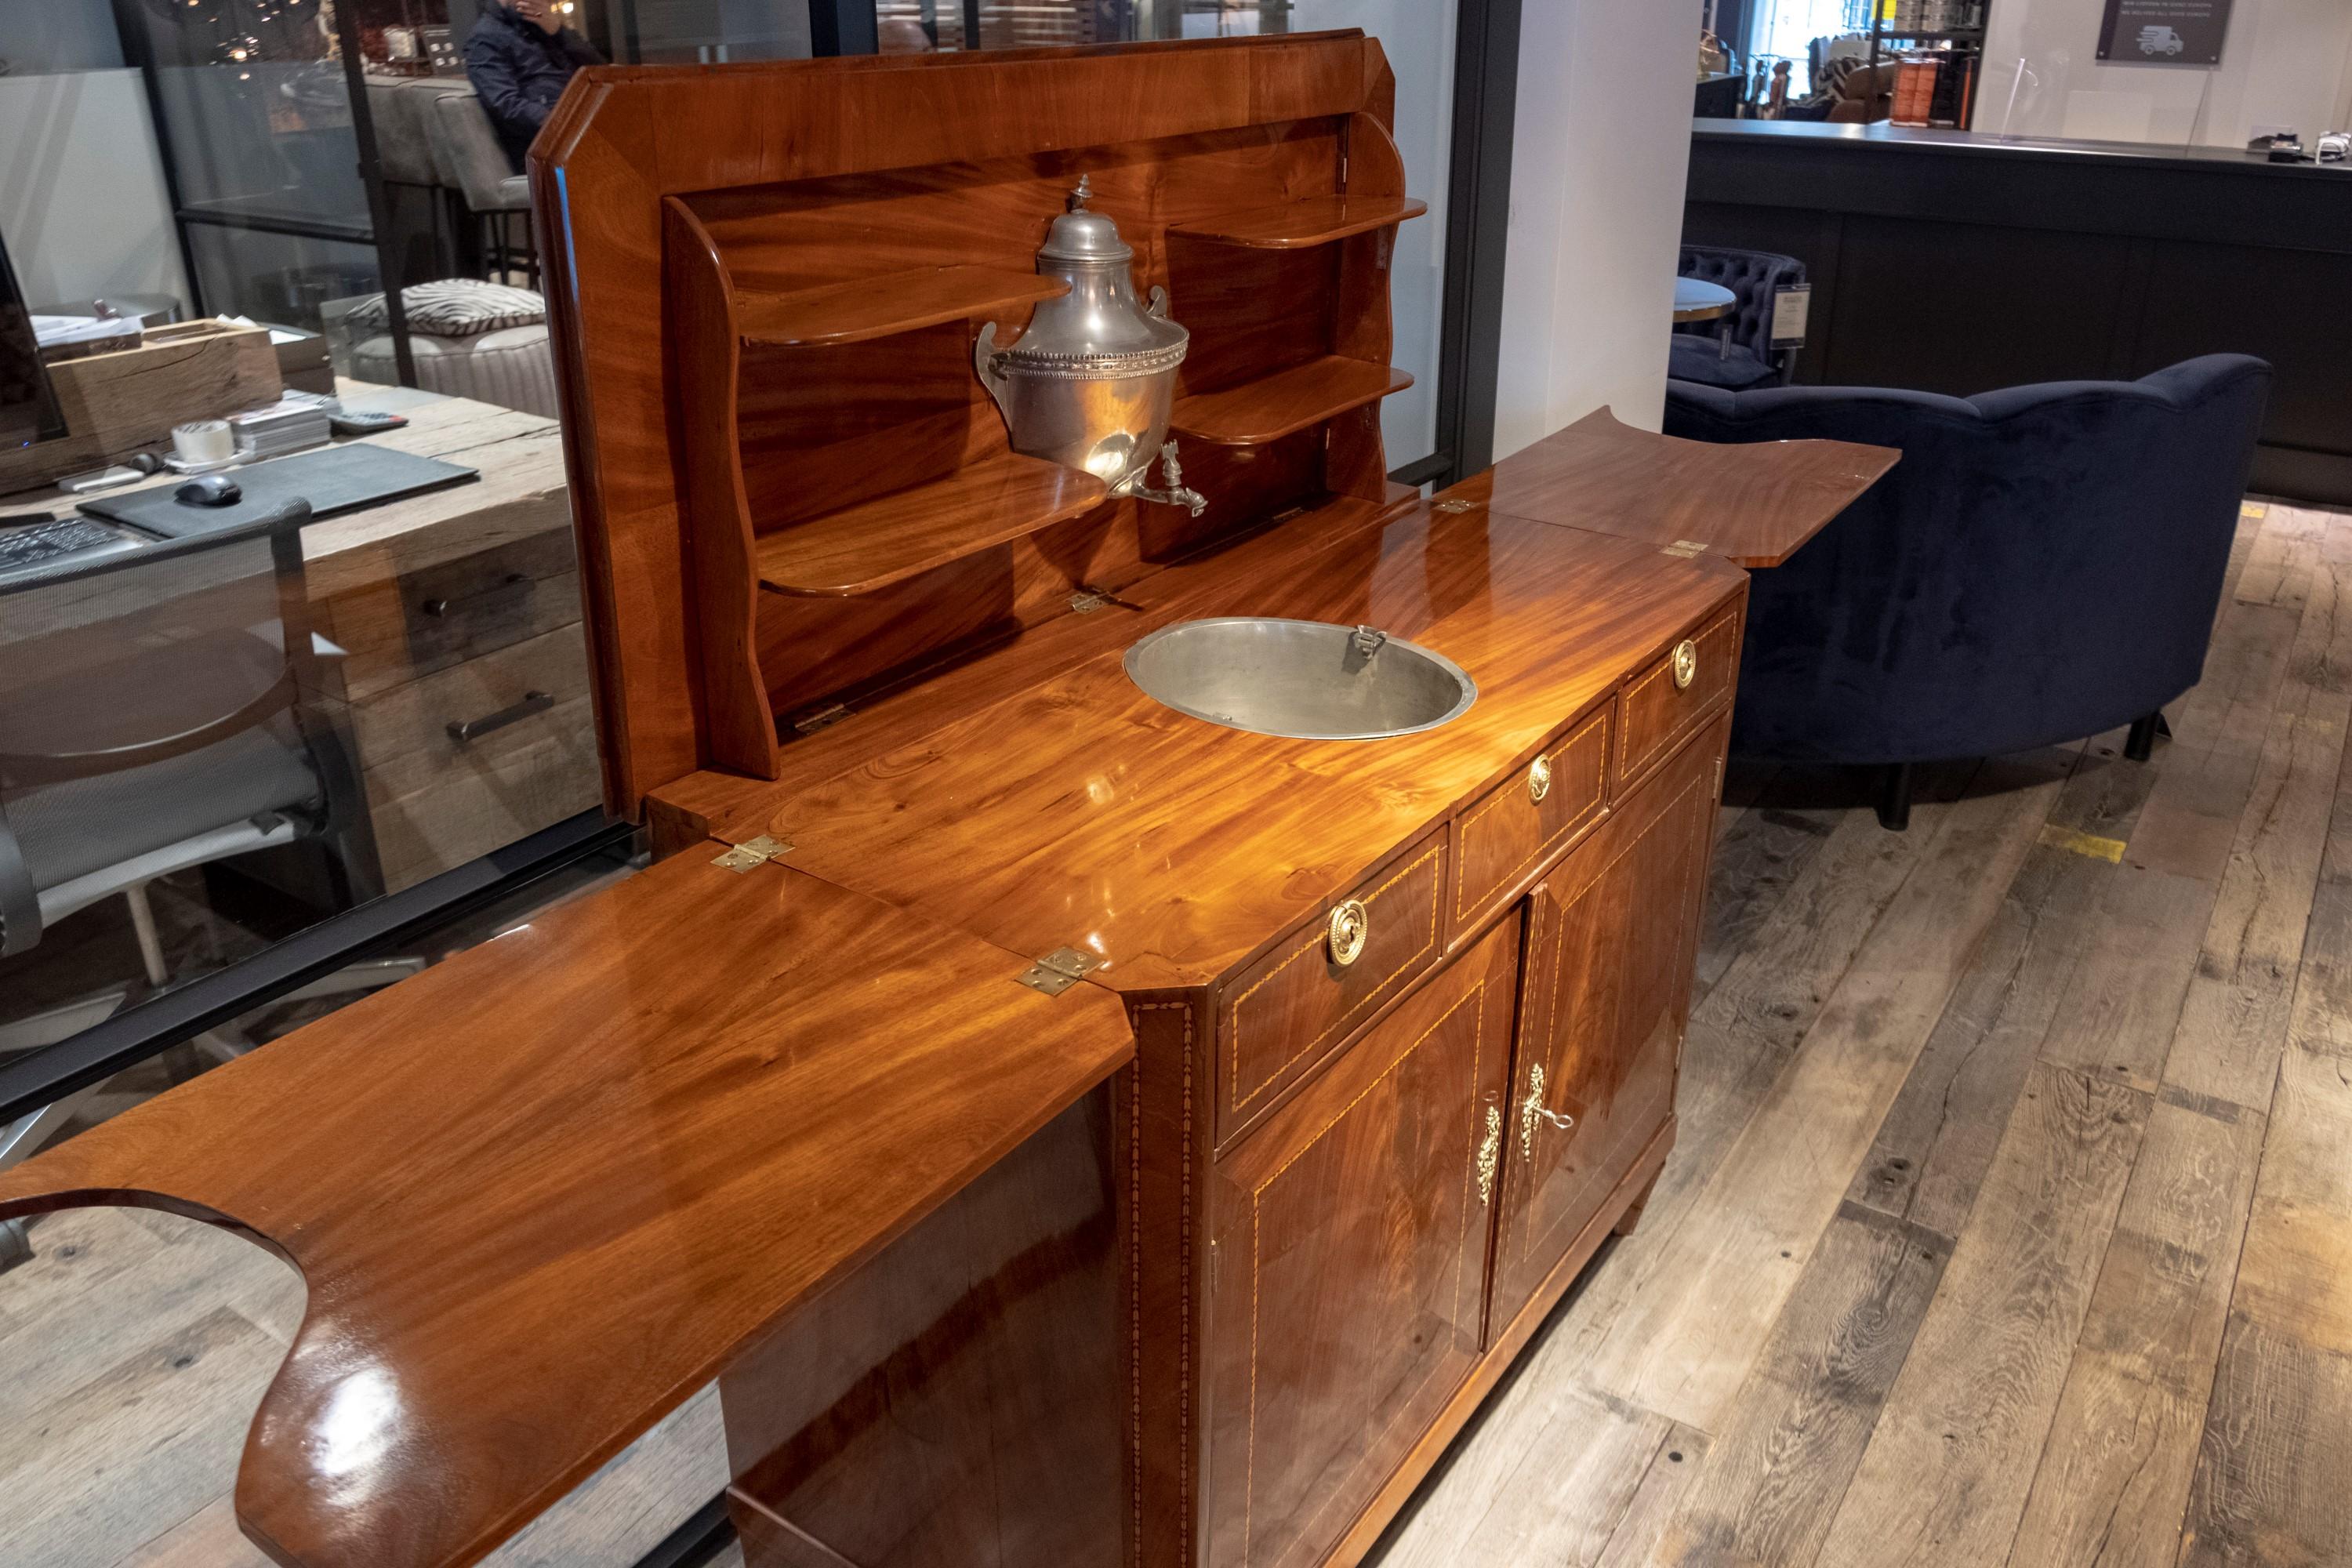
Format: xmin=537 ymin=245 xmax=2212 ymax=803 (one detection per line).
xmin=172 ymin=419 xmax=234 ymax=464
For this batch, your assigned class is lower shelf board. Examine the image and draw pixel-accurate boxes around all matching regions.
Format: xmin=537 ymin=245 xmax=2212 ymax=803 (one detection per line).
xmin=1171 ymin=355 xmax=1415 ymax=446
xmin=753 ymin=450 xmax=1111 ymax=597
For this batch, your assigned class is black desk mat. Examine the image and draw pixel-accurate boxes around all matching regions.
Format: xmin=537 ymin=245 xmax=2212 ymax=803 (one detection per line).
xmin=81 ymin=443 xmax=479 ymax=539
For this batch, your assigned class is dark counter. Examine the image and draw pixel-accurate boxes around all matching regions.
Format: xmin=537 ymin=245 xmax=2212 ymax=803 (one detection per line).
xmin=1684 ymin=118 xmax=2352 ymax=503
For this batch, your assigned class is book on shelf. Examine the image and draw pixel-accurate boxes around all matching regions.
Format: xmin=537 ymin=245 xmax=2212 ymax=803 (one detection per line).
xmin=1887 ymin=52 xmax=1979 ymax=128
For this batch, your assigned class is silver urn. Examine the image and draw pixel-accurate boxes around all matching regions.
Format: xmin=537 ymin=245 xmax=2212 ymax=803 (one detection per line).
xmin=975 ymin=178 xmax=1207 ymax=515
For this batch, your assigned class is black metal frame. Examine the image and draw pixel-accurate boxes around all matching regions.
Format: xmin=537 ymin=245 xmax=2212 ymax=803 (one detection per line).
xmin=107 ymin=0 xmax=420 ymax=385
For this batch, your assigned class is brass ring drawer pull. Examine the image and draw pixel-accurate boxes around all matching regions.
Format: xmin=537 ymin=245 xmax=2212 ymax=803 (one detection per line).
xmin=1475 ymin=1104 xmax=1503 ymax=1206
xmin=447 ymin=689 xmax=554 ymax=743
xmin=1327 ymin=898 xmax=1370 ymax=967
xmin=1671 ymin=639 xmax=1699 ymax=691
xmin=1519 ymin=1062 xmax=1574 ymax=1160
xmin=1527 ymin=753 xmax=1553 ymax=804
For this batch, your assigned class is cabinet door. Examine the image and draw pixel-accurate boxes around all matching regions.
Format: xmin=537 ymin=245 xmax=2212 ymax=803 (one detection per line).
xmin=1203 ymin=913 xmax=1521 ymax=1568
xmin=1489 ymin=720 xmax=1721 ymax=1334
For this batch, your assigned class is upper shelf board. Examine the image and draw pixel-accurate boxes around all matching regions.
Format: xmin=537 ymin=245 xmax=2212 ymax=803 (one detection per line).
xmin=734 ymin=266 xmax=1069 ymax=347
xmin=1172 ymin=356 xmax=1415 ymax=447
xmin=1167 ymin=194 xmax=1428 ymax=249
xmin=755 ymin=448 xmax=1111 ymax=597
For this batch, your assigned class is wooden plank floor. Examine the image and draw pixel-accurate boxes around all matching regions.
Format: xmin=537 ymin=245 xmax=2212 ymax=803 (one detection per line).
xmin=6 ymin=501 xmax=2348 ymax=1568
xmin=1370 ymin=498 xmax=2352 ymax=1568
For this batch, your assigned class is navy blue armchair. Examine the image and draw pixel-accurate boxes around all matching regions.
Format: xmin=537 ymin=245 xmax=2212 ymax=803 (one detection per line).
xmin=1671 ymin=245 xmax=1806 ymax=392
xmin=1664 ymin=356 xmax=2272 ymax=828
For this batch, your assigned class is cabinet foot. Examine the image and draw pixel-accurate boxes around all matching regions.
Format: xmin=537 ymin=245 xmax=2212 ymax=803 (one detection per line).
xmin=1611 ymin=1167 xmax=1664 ymax=1237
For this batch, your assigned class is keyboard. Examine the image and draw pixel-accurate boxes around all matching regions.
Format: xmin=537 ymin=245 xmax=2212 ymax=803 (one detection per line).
xmin=0 ymin=515 xmax=132 ymax=575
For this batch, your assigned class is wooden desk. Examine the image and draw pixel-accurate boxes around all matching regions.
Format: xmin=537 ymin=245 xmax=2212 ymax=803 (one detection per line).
xmin=4 ymin=384 xmax=598 ymax=893
xmin=1461 ymin=407 xmax=1899 ymax=569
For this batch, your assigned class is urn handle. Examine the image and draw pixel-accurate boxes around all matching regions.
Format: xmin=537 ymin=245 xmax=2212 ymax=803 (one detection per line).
xmin=1146 ymin=285 xmax=1171 ymax=321
xmin=973 ymin=321 xmax=1012 ymax=412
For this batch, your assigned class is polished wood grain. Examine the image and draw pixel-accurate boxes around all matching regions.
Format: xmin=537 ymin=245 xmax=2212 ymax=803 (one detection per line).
xmin=531 ymin=31 xmax=1414 ymax=812
xmin=0 ymin=856 xmax=1133 ymax=1568
xmin=0 ymin=38 xmax=1766 ymax=1568
xmin=666 ymin=197 xmax=779 ymax=779
xmin=1216 ymin=832 xmax=1450 ymax=1144
xmin=1617 ymin=604 xmax=1741 ymax=789
xmin=1490 ymin=718 xmax=1721 ymax=1334
xmin=1167 ymin=194 xmax=1428 ymax=249
xmin=1171 ymin=356 xmax=1414 ymax=446
xmin=1461 ymin=407 xmax=1900 ymax=569
xmin=1203 ymin=913 xmax=1520 ymax=1568
xmin=752 ymin=450 xmax=1110 ymax=597
xmin=734 ymin=266 xmax=1069 ymax=347
xmin=641 ymin=492 xmax=1408 ymax=849
xmin=760 ymin=501 xmax=1747 ymax=997
xmin=1447 ymin=704 xmax=1611 ymax=935
xmin=720 ymin=1089 xmax=1122 ymax=1568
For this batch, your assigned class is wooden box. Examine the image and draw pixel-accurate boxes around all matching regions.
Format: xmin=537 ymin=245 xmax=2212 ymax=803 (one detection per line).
xmin=0 ymin=318 xmax=282 ymax=495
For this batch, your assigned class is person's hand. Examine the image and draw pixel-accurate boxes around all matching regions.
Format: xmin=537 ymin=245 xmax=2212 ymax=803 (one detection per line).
xmin=510 ymin=0 xmax=563 ymax=34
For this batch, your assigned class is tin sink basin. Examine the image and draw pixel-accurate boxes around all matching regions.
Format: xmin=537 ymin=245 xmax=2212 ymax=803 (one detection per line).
xmin=1123 ymin=617 xmax=1476 ymax=741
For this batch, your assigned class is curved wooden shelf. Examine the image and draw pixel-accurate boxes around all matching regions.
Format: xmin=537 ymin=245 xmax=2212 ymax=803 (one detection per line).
xmin=735 ymin=266 xmax=1067 ymax=347
xmin=1167 ymin=194 xmax=1428 ymax=248
xmin=754 ymin=449 xmax=1110 ymax=597
xmin=1171 ymin=356 xmax=1414 ymax=446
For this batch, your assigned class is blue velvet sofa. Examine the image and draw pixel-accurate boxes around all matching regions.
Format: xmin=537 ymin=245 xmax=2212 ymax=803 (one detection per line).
xmin=1664 ymin=356 xmax=2272 ymax=827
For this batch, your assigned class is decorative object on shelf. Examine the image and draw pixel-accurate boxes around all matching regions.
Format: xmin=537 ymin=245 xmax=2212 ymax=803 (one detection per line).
xmin=975 ymin=178 xmax=1207 ymax=516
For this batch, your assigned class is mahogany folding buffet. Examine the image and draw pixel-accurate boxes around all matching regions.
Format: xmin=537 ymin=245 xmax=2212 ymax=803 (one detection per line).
xmin=0 ymin=32 xmax=1897 ymax=1568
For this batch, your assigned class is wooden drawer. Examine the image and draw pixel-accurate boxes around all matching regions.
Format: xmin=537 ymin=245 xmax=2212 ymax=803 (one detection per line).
xmin=318 ymin=528 xmax=583 ymax=702
xmin=1448 ymin=702 xmax=1611 ymax=933
xmin=353 ymin=624 xmax=601 ymax=891
xmin=1217 ymin=834 xmax=1448 ymax=1138
xmin=1616 ymin=604 xmax=1740 ymax=789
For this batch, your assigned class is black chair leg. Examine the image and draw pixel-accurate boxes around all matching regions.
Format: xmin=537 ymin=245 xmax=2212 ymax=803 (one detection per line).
xmin=2125 ymin=711 xmax=2165 ymax=763
xmin=1877 ymin=763 xmax=1914 ymax=833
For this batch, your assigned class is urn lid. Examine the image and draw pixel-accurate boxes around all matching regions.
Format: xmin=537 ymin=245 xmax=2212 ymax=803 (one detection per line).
xmin=1038 ymin=176 xmax=1133 ymax=264
xmin=987 ymin=176 xmax=1189 ymax=377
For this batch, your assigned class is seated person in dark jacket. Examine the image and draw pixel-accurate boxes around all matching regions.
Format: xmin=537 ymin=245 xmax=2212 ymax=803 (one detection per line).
xmin=464 ymin=0 xmax=604 ymax=170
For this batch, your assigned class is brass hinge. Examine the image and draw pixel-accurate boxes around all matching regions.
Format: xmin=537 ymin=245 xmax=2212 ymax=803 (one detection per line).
xmin=1015 ymin=946 xmax=1103 ymax=996
xmin=1069 ymin=586 xmax=1112 ymax=614
xmin=712 ymin=833 xmax=793 ymax=873
xmin=790 ymin=702 xmax=851 ymax=735
xmin=1432 ymin=498 xmax=1475 ymax=515
xmin=1661 ymin=539 xmax=1710 ymax=559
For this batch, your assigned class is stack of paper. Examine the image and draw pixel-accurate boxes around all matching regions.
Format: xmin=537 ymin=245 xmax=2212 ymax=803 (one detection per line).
xmin=230 ymin=390 xmax=343 ymax=459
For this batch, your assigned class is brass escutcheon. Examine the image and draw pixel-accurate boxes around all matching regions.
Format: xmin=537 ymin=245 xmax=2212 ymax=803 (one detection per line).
xmin=1520 ymin=1061 xmax=1574 ymax=1159
xmin=1528 ymin=753 xmax=1554 ymax=804
xmin=1475 ymin=1105 xmax=1504 ymax=1206
xmin=1671 ymin=638 xmax=1699 ymax=691
xmin=1328 ymin=898 xmax=1370 ymax=967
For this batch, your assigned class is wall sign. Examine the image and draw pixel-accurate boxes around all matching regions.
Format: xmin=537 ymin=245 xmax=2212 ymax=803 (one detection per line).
xmin=2096 ymin=0 xmax=2234 ymax=67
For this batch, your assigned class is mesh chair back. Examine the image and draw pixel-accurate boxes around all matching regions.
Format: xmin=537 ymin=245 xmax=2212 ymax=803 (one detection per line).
xmin=0 ymin=504 xmax=367 ymax=955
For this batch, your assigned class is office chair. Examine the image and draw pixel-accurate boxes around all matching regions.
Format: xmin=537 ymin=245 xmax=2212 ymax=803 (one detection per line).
xmin=0 ymin=502 xmax=418 ymax=1266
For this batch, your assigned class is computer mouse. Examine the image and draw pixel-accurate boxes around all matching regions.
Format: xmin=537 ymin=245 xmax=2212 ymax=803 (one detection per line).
xmin=175 ymin=474 xmax=242 ymax=507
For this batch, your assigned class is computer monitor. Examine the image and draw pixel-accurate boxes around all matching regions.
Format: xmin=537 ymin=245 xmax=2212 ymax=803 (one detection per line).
xmin=0 ymin=223 xmax=67 ymax=457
